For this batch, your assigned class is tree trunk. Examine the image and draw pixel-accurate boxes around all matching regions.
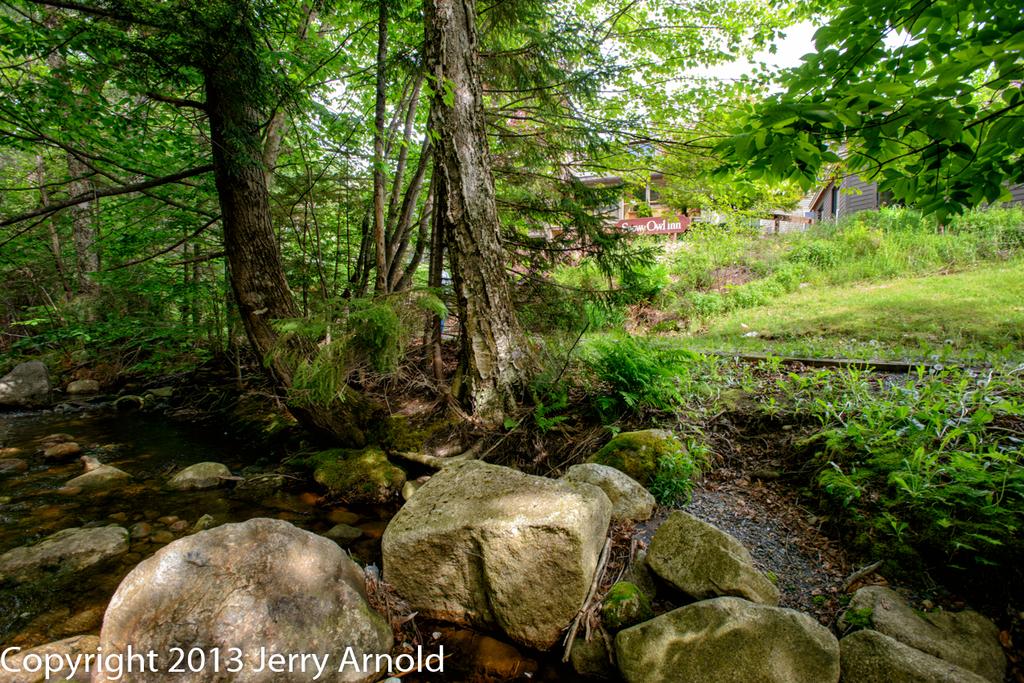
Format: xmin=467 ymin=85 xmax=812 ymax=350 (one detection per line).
xmin=203 ymin=11 xmax=371 ymax=446
xmin=43 ymin=11 xmax=100 ymax=302
xmin=372 ymin=0 xmax=389 ymax=295
xmin=65 ymin=152 xmax=100 ymax=299
xmin=423 ymin=0 xmax=530 ymax=425
xmin=35 ymin=154 xmax=72 ymax=300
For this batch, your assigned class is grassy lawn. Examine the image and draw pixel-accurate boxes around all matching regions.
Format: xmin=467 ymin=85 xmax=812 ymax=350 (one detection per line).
xmin=682 ymin=260 xmax=1024 ymax=362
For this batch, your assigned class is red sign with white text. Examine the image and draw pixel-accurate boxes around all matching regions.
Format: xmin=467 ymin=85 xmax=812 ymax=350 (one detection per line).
xmin=614 ymin=215 xmax=691 ymax=235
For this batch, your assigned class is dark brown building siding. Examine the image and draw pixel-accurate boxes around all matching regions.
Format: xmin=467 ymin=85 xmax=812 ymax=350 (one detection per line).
xmin=837 ymin=175 xmax=879 ymax=217
xmin=1007 ymin=183 xmax=1024 ymax=206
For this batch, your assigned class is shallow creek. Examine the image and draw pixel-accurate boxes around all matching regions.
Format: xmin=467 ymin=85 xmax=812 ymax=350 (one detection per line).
xmin=0 ymin=405 xmax=577 ymax=682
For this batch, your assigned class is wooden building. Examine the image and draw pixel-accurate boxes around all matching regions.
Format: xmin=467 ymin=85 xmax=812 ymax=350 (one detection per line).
xmin=810 ymin=174 xmax=1024 ymax=221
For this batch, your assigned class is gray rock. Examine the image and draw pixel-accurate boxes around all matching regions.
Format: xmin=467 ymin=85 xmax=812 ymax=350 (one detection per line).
xmin=570 ymin=635 xmax=616 ymax=679
xmin=43 ymin=442 xmax=82 ymax=460
xmin=840 ymin=629 xmax=990 ymax=683
xmin=562 ymin=463 xmax=655 ymax=522
xmin=647 ymin=510 xmax=779 ymax=605
xmin=147 ymin=386 xmax=174 ymax=399
xmin=401 ymin=479 xmax=424 ymax=501
xmin=0 ymin=458 xmax=28 ymax=476
xmin=615 ymin=597 xmax=840 ymax=683
xmin=843 ymin=586 xmax=1005 ymax=682
xmin=66 ymin=379 xmax=100 ymax=395
xmin=167 ymin=461 xmax=233 ymax=490
xmin=0 ymin=361 xmax=50 ymax=408
xmin=382 ymin=460 xmax=612 ymax=650
xmin=66 ymin=456 xmax=132 ymax=491
xmin=0 ymin=526 xmax=128 ymax=583
xmin=96 ymin=518 xmax=392 ymax=683
xmin=2 ymin=635 xmax=100 ymax=682
xmin=191 ymin=514 xmax=216 ymax=533
xmin=621 ymin=550 xmax=658 ymax=600
xmin=324 ymin=523 xmax=363 ymax=544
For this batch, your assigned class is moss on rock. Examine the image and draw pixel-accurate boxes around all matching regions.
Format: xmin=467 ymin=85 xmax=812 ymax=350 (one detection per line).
xmin=588 ymin=429 xmax=683 ymax=486
xmin=601 ymin=581 xmax=653 ymax=632
xmin=300 ymin=447 xmax=406 ymax=504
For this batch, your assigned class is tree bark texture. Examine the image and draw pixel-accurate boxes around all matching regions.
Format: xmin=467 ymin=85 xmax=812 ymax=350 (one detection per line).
xmin=372 ymin=0 xmax=389 ymax=295
xmin=203 ymin=11 xmax=370 ymax=446
xmin=423 ymin=0 xmax=530 ymax=424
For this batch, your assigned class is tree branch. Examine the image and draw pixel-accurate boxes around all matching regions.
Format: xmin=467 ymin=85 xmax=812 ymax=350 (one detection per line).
xmin=0 ymin=164 xmax=214 ymax=227
xmin=145 ymin=91 xmax=206 ymax=110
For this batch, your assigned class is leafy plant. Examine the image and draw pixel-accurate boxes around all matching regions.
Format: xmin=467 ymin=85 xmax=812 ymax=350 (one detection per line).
xmin=649 ymin=436 xmax=711 ymax=505
xmin=583 ymin=335 xmax=705 ymax=417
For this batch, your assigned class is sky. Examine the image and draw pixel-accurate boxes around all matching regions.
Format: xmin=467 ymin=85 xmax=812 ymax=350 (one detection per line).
xmin=691 ymin=21 xmax=820 ymax=82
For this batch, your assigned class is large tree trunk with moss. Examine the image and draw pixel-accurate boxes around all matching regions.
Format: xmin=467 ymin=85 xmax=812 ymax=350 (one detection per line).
xmin=423 ymin=0 xmax=530 ymax=425
xmin=203 ymin=10 xmax=371 ymax=446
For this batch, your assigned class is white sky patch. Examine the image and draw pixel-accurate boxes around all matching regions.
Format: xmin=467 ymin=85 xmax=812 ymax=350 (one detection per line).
xmin=689 ymin=20 xmax=820 ymax=82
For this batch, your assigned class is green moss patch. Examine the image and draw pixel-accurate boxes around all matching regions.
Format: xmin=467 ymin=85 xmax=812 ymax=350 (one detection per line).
xmin=600 ymin=581 xmax=653 ymax=631
xmin=589 ymin=429 xmax=682 ymax=487
xmin=297 ymin=447 xmax=406 ymax=504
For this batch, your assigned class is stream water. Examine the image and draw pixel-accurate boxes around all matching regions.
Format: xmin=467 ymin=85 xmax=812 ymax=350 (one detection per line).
xmin=0 ymin=404 xmax=578 ymax=682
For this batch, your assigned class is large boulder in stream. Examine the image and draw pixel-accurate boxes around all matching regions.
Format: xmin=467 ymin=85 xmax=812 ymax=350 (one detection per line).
xmin=647 ymin=510 xmax=779 ymax=605
xmin=841 ymin=586 xmax=1005 ymax=682
xmin=615 ymin=597 xmax=840 ymax=683
xmin=65 ymin=456 xmax=132 ymax=492
xmin=96 ymin=518 xmax=392 ymax=683
xmin=167 ymin=461 xmax=234 ymax=490
xmin=0 ymin=361 xmax=50 ymax=408
xmin=382 ymin=460 xmax=612 ymax=650
xmin=0 ymin=525 xmax=129 ymax=583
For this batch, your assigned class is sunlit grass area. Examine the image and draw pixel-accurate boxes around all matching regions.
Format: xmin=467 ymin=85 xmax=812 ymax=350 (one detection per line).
xmin=683 ymin=260 xmax=1024 ymax=363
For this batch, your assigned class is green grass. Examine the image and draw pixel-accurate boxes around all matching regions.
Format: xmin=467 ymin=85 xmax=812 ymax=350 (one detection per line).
xmin=684 ymin=261 xmax=1024 ymax=363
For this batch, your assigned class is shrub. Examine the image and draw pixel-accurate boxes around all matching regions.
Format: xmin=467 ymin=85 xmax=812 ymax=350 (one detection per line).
xmin=649 ymin=436 xmax=711 ymax=505
xmin=781 ymin=365 xmax=1024 ymax=573
xmin=583 ymin=335 xmax=701 ymax=416
xmin=348 ymin=301 xmax=403 ymax=373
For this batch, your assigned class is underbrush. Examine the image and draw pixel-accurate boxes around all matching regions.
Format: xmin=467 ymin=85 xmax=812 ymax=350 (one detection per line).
xmin=557 ymin=332 xmax=1024 ymax=590
xmin=776 ymin=365 xmax=1024 ymax=579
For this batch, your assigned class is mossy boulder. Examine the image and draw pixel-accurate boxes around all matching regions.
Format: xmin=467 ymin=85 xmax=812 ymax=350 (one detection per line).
xmin=303 ymin=447 xmax=406 ymax=504
xmin=647 ymin=511 xmax=779 ymax=605
xmin=841 ymin=586 xmax=1005 ymax=682
xmin=840 ymin=629 xmax=990 ymax=683
xmin=615 ymin=597 xmax=840 ymax=683
xmin=588 ymin=429 xmax=682 ymax=486
xmin=601 ymin=581 xmax=653 ymax=631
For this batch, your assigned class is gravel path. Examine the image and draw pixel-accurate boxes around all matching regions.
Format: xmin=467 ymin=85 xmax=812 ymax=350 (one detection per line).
xmin=636 ymin=474 xmax=855 ymax=625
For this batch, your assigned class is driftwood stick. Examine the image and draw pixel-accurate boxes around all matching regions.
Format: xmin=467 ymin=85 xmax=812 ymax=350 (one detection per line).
xmin=391 ymin=441 xmax=482 ymax=470
xmin=842 ymin=560 xmax=883 ymax=591
xmin=562 ymin=537 xmax=612 ymax=662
